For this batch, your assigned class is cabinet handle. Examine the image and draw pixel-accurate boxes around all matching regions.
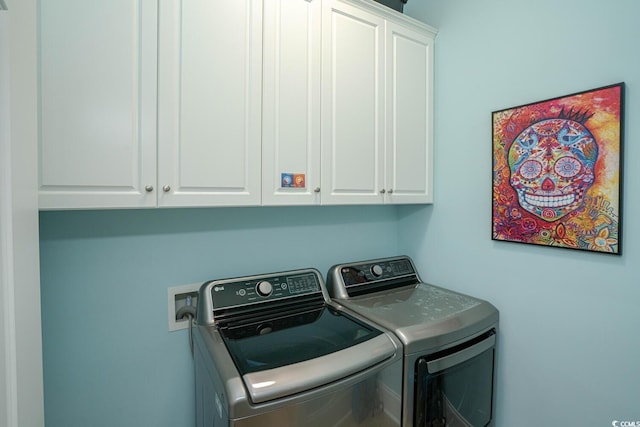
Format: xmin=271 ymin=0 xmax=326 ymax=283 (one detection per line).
xmin=380 ymin=189 xmax=386 ymax=194
xmin=162 ymin=185 xmax=171 ymax=193
xmin=388 ymin=189 xmax=393 ymax=194
xmin=313 ymin=187 xmax=321 ymax=193
xmin=145 ymin=185 xmax=154 ymax=193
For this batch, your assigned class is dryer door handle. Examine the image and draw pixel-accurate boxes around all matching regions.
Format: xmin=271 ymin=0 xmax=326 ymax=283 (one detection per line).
xmin=427 ymin=333 xmax=495 ymax=374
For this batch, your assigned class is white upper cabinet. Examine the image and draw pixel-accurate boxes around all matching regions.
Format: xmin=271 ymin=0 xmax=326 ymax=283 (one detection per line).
xmin=321 ymin=0 xmax=435 ymax=205
xmin=385 ymin=20 xmax=434 ymax=204
xmin=37 ymin=0 xmax=435 ymax=210
xmin=321 ymin=0 xmax=386 ymax=205
xmin=262 ymin=0 xmax=322 ymax=206
xmin=38 ymin=0 xmax=263 ymax=209
xmin=38 ymin=0 xmax=158 ymax=209
xmin=157 ymin=0 xmax=263 ymax=207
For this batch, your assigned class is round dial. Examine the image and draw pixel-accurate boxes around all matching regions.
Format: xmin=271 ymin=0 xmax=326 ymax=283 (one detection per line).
xmin=256 ymin=280 xmax=273 ymax=297
xmin=371 ymin=264 xmax=384 ymax=277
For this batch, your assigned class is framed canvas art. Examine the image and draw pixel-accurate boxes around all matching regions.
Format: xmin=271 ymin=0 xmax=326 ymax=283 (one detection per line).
xmin=492 ymin=83 xmax=624 ymax=254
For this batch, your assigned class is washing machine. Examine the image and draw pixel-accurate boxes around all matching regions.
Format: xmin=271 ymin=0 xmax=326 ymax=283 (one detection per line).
xmin=194 ymin=267 xmax=404 ymax=427
xmin=326 ymin=256 xmax=499 ymax=427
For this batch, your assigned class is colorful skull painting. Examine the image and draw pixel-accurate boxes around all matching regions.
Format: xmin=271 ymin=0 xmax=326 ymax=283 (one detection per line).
xmin=492 ymin=83 xmax=623 ymax=254
xmin=508 ymin=117 xmax=598 ymax=222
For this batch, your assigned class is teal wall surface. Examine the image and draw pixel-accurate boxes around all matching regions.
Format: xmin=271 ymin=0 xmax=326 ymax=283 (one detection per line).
xmin=40 ymin=1 xmax=640 ymax=426
xmin=39 ymin=206 xmax=400 ymax=427
xmin=402 ymin=0 xmax=640 ymax=426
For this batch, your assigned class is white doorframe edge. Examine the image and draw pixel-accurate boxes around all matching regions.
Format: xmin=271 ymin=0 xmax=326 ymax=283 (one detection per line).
xmin=1 ymin=1 xmax=45 ymax=426
xmin=1 ymin=9 xmax=19 ymax=427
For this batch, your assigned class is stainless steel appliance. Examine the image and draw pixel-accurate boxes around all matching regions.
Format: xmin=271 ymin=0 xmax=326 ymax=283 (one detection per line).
xmin=326 ymin=256 xmax=499 ymax=427
xmin=194 ymin=268 xmax=404 ymax=427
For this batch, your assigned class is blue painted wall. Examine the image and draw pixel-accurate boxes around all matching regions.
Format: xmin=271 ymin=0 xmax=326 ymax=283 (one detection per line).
xmin=39 ymin=206 xmax=400 ymax=427
xmin=402 ymin=0 xmax=640 ymax=426
xmin=40 ymin=1 xmax=640 ymax=426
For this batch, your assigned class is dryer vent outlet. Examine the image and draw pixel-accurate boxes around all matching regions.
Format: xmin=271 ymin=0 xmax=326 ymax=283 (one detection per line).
xmin=168 ymin=283 xmax=200 ymax=332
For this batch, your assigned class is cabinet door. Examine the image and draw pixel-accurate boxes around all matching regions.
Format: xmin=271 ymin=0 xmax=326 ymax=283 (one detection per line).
xmin=39 ymin=0 xmax=158 ymax=209
xmin=321 ymin=0 xmax=385 ymax=205
xmin=385 ymin=21 xmax=434 ymax=204
xmin=262 ymin=0 xmax=321 ymax=206
xmin=157 ymin=0 xmax=262 ymax=207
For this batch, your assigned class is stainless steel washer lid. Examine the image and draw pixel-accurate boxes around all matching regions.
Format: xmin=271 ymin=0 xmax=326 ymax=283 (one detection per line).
xmin=338 ymin=283 xmax=498 ymax=354
xmin=327 ymin=256 xmax=499 ymax=354
xmin=242 ymin=332 xmax=396 ymax=403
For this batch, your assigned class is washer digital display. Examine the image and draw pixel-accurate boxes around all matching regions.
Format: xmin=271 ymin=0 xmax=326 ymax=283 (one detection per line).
xmin=390 ymin=259 xmax=413 ymax=275
xmin=287 ymin=273 xmax=319 ymax=295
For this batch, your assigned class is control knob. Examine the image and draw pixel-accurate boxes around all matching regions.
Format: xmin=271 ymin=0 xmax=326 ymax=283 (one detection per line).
xmin=371 ymin=264 xmax=384 ymax=277
xmin=256 ymin=280 xmax=273 ymax=297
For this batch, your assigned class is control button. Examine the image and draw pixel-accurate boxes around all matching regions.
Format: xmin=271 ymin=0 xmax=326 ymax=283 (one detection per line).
xmin=371 ymin=264 xmax=383 ymax=277
xmin=257 ymin=323 xmax=273 ymax=335
xmin=238 ymin=289 xmax=246 ymax=296
xmin=256 ymin=280 xmax=273 ymax=297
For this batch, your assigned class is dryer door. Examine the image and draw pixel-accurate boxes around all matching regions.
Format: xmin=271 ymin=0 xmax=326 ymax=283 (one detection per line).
xmin=414 ymin=330 xmax=496 ymax=427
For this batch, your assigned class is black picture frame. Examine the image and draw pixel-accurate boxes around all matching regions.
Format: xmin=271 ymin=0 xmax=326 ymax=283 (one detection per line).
xmin=491 ymin=83 xmax=625 ymax=254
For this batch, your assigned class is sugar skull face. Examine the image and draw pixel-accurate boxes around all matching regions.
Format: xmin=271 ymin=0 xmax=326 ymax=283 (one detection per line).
xmin=508 ymin=118 xmax=598 ymax=222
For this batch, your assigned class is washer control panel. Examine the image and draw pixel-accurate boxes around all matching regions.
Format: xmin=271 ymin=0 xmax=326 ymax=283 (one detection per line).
xmin=339 ymin=257 xmax=416 ymax=287
xmin=325 ymin=256 xmax=422 ymax=299
xmin=206 ymin=269 xmax=323 ymax=310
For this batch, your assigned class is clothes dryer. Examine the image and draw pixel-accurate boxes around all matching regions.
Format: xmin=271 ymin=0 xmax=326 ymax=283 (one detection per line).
xmin=327 ymin=256 xmax=499 ymax=427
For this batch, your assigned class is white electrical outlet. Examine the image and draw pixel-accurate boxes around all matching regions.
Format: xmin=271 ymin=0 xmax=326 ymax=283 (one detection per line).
xmin=168 ymin=283 xmax=201 ymax=332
